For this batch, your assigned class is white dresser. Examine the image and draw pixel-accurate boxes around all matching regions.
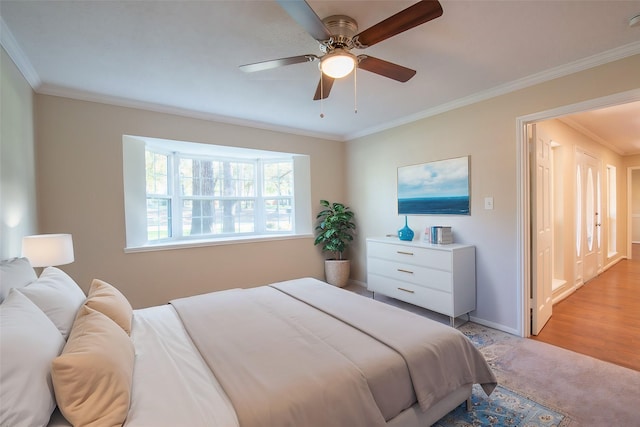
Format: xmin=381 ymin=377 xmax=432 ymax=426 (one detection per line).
xmin=366 ymin=237 xmax=476 ymax=326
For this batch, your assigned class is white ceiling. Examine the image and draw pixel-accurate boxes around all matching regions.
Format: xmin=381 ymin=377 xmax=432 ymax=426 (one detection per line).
xmin=1 ymin=0 xmax=640 ymax=146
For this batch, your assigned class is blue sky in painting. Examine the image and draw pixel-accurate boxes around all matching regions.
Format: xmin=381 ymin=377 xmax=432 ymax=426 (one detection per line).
xmin=398 ymin=157 xmax=469 ymax=198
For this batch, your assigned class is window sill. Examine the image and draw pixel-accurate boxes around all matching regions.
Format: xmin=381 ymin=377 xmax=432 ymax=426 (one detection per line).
xmin=124 ymin=233 xmax=313 ymax=253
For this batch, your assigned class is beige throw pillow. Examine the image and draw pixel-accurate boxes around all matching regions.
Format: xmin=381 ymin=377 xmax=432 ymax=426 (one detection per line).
xmin=51 ymin=305 xmax=134 ymax=427
xmin=85 ymin=279 xmax=133 ymax=335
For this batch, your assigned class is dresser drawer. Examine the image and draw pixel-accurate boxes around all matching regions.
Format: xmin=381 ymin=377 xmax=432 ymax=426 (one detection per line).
xmin=368 ymin=241 xmax=452 ymax=271
xmin=368 ymin=258 xmax=453 ymax=293
xmin=367 ymin=274 xmax=453 ymax=315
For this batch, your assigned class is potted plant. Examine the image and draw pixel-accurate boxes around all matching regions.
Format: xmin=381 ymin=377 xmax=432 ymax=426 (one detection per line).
xmin=314 ymin=199 xmax=356 ymax=287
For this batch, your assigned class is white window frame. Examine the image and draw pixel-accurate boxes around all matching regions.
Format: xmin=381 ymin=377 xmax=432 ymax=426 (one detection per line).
xmin=123 ymin=135 xmax=312 ymax=252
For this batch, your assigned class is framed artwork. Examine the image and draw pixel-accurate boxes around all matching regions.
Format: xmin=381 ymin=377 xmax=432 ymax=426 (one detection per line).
xmin=397 ymin=156 xmax=470 ymax=215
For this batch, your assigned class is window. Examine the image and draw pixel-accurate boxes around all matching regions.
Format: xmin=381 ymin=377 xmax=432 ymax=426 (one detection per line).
xmin=123 ymin=136 xmax=311 ymax=250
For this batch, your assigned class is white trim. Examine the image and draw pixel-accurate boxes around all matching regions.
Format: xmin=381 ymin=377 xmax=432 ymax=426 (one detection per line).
xmin=124 ymin=233 xmax=313 ymax=254
xmin=627 ymin=166 xmax=640 ymax=260
xmin=3 ymin=14 xmax=638 ymax=144
xmin=516 ymin=119 xmax=531 ymax=338
xmin=560 ymin=117 xmax=628 ymax=156
xmin=36 ymin=83 xmax=344 ymax=142
xmin=0 ymin=16 xmax=41 ymax=88
xmin=347 ymin=41 xmax=640 ymax=141
xmin=518 ymin=88 xmax=640 ymax=338
xmin=468 ymin=316 xmax=520 ymax=336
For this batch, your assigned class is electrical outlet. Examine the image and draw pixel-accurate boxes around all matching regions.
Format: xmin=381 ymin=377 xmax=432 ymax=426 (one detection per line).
xmin=484 ymin=197 xmax=494 ymax=210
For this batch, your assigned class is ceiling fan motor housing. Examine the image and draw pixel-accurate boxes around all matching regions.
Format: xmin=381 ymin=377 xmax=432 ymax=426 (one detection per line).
xmin=320 ymin=15 xmax=358 ymax=52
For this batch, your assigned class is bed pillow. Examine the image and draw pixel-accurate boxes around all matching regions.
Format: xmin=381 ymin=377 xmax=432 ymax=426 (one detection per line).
xmin=0 ymin=257 xmax=38 ymax=302
xmin=18 ymin=267 xmax=86 ymax=339
xmin=85 ymin=279 xmax=133 ymax=335
xmin=0 ymin=289 xmax=66 ymax=427
xmin=51 ymin=305 xmax=134 ymax=427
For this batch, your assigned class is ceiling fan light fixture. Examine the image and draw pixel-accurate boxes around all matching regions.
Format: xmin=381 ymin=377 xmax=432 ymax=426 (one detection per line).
xmin=320 ymin=49 xmax=356 ymax=79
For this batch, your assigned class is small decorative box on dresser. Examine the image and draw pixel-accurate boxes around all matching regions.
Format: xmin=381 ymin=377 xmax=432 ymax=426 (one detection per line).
xmin=366 ymin=237 xmax=476 ymax=326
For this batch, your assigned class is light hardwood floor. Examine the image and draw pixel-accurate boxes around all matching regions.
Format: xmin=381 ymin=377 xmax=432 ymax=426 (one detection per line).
xmin=531 ymin=244 xmax=640 ymax=372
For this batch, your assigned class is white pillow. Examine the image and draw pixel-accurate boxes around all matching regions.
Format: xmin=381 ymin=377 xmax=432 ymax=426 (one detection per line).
xmin=0 ymin=289 xmax=66 ymax=427
xmin=19 ymin=267 xmax=86 ymax=339
xmin=0 ymin=257 xmax=37 ymax=302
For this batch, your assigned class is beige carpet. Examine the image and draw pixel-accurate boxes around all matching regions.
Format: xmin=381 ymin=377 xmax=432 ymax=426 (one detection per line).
xmin=345 ymin=284 xmax=640 ymax=427
xmin=458 ymin=322 xmax=640 ymax=426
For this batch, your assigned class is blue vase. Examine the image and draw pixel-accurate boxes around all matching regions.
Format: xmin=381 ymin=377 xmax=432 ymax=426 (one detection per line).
xmin=398 ymin=216 xmax=414 ymax=241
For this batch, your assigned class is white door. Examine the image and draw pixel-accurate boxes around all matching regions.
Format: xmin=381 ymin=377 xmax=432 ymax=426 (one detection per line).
xmin=531 ymin=124 xmax=553 ymax=335
xmin=578 ymin=150 xmax=602 ymax=283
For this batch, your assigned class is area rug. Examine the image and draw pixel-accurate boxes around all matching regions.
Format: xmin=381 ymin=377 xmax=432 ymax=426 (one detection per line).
xmin=433 ymin=384 xmax=570 ymax=427
xmin=455 ymin=322 xmax=640 ymax=426
xmin=345 ymin=285 xmax=639 ymax=426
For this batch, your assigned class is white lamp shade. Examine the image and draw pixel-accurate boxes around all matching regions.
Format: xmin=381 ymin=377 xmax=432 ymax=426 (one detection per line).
xmin=22 ymin=234 xmax=75 ymax=267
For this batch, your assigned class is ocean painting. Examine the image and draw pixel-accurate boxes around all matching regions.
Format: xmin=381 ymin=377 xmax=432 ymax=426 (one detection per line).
xmin=398 ymin=156 xmax=470 ymax=215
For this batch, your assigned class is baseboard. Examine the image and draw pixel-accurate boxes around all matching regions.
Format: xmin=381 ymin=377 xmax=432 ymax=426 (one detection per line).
xmin=348 ymin=278 xmax=367 ymax=288
xmin=468 ymin=316 xmax=520 ymax=336
xmin=552 ymin=286 xmax=576 ymax=305
xmin=354 ymin=279 xmax=520 ymax=336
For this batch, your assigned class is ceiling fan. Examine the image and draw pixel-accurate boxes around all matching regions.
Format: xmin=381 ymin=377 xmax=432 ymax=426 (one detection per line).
xmin=239 ymin=0 xmax=443 ymax=100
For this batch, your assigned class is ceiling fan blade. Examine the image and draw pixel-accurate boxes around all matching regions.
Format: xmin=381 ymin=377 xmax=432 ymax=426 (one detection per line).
xmin=357 ymin=56 xmax=416 ymax=82
xmin=239 ymin=55 xmax=318 ymax=73
xmin=277 ymin=0 xmax=332 ymax=41
xmin=354 ymin=0 xmax=443 ymax=48
xmin=313 ymin=74 xmax=335 ymax=100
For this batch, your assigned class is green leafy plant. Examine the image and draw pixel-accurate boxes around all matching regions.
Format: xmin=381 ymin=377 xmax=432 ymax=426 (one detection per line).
xmin=314 ymin=200 xmax=356 ymax=260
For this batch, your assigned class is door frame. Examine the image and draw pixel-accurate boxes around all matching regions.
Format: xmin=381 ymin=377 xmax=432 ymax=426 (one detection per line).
xmin=627 ymin=166 xmax=640 ymax=257
xmin=516 ymin=89 xmax=640 ymax=338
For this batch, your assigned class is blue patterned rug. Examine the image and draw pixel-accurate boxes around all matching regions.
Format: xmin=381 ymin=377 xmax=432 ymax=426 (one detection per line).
xmin=433 ymin=384 xmax=568 ymax=427
xmin=429 ymin=322 xmax=572 ymax=426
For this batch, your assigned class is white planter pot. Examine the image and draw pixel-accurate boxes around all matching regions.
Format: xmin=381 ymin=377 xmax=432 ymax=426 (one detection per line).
xmin=324 ymin=259 xmax=350 ymax=287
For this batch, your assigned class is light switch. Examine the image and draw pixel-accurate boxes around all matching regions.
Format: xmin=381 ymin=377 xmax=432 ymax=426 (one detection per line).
xmin=484 ymin=197 xmax=494 ymax=210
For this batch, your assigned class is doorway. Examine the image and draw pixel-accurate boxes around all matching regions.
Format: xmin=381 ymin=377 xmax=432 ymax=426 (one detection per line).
xmin=517 ymin=89 xmax=640 ymax=338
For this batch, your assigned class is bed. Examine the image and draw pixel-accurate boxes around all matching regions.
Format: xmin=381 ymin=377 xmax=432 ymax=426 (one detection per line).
xmin=0 ymin=257 xmax=496 ymax=427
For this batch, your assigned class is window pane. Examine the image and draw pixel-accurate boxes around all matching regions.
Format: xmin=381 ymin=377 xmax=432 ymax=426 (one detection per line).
xmin=145 ymin=151 xmax=168 ymax=195
xmin=180 ymin=158 xmax=215 ymax=197
xmin=265 ymin=198 xmax=293 ymax=231
xmin=223 ymin=162 xmax=255 ymax=197
xmin=181 ymin=199 xmax=255 ymax=235
xmin=264 ymin=161 xmax=293 ymax=196
xmin=146 ymin=198 xmax=171 ymax=241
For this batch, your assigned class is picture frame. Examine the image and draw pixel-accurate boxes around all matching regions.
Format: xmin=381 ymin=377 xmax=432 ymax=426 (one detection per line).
xmin=397 ymin=156 xmax=470 ymax=215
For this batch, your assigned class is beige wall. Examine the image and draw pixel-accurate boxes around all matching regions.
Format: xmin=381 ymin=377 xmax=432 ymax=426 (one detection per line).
xmin=0 ymin=47 xmax=38 ymax=258
xmin=346 ymin=54 xmax=640 ymax=333
xmin=34 ymin=95 xmax=344 ymax=308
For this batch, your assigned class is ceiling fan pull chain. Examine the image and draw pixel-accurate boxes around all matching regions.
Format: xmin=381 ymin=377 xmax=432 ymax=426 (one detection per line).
xmin=354 ymin=66 xmax=358 ymax=114
xmin=320 ymin=68 xmax=325 ymax=118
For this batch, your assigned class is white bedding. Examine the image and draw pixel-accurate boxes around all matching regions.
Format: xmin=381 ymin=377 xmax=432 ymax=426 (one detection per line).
xmin=49 ymin=305 xmax=240 ymax=427
xmin=124 ymin=305 xmax=239 ymax=427
xmin=45 ymin=278 xmax=495 ymax=427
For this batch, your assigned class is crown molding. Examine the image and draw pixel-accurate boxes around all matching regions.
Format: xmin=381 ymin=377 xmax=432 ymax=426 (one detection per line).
xmin=558 ymin=116 xmax=625 ymax=156
xmin=3 ymin=11 xmax=638 ymax=144
xmin=346 ymin=40 xmax=640 ymax=141
xmin=36 ymin=83 xmax=344 ymax=142
xmin=0 ymin=16 xmax=41 ymax=88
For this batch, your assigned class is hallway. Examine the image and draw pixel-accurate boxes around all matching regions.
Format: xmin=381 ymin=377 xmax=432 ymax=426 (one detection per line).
xmin=531 ymin=244 xmax=640 ymax=371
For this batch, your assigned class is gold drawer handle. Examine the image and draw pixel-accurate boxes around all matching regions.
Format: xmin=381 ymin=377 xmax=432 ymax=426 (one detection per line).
xmin=398 ymin=287 xmax=415 ymax=294
xmin=397 ymin=268 xmax=414 ymax=274
xmin=397 ymin=251 xmax=414 ymax=256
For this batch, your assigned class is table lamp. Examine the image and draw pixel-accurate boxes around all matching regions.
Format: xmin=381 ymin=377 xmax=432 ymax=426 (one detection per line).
xmin=22 ymin=234 xmax=75 ymax=267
